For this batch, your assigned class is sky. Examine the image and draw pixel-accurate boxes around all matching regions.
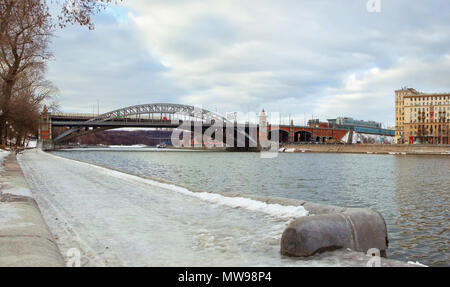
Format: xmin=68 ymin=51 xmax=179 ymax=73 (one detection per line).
xmin=46 ymin=0 xmax=450 ymax=127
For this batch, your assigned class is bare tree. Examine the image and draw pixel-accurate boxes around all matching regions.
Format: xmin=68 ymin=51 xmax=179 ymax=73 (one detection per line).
xmin=57 ymin=0 xmax=123 ymax=30
xmin=0 ymin=0 xmax=121 ymax=146
xmin=0 ymin=0 xmax=121 ymax=145
xmin=0 ymin=0 xmax=53 ymax=145
xmin=5 ymin=58 xmax=59 ymax=147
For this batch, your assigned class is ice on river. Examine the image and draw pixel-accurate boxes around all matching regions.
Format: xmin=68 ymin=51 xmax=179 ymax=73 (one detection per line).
xmin=16 ymin=149 xmax=386 ymax=267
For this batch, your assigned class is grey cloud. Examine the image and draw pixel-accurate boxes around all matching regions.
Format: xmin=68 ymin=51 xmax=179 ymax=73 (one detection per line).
xmin=47 ymin=11 xmax=185 ymax=113
xmin=47 ymin=0 xmax=450 ymax=124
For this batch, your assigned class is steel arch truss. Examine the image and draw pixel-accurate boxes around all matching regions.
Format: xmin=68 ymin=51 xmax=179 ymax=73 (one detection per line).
xmin=53 ymin=103 xmax=256 ymax=146
xmin=91 ymin=103 xmax=229 ymax=124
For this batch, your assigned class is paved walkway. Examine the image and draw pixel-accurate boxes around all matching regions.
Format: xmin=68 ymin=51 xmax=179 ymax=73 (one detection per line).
xmin=0 ymin=151 xmax=64 ymax=267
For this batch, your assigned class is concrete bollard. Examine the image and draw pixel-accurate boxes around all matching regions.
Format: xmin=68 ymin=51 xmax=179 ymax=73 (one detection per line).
xmin=281 ymin=208 xmax=388 ymax=257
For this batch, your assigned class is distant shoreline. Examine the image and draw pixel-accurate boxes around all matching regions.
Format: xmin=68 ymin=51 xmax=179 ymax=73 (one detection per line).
xmin=281 ymin=144 xmax=450 ymax=155
xmin=51 ymin=144 xmax=450 ymax=155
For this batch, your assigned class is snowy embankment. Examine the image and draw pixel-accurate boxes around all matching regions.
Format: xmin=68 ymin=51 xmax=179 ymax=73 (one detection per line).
xmin=16 ymin=150 xmax=414 ymax=267
xmin=0 ymin=149 xmax=9 ymax=172
xmin=16 ymin=150 xmax=314 ymax=267
xmin=33 ymin=150 xmax=309 ymax=219
xmin=59 ymin=147 xmax=205 ymax=152
xmin=89 ymin=164 xmax=309 ymax=219
xmin=0 ymin=149 xmax=64 ymax=266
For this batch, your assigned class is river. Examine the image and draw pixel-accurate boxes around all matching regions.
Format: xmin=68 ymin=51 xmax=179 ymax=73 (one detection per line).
xmin=52 ymin=148 xmax=449 ymax=266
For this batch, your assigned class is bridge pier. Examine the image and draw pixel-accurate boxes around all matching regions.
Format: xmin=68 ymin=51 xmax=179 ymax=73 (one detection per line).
xmin=38 ymin=106 xmax=53 ymax=150
xmin=347 ymin=129 xmax=354 ymax=144
xmin=289 ymin=120 xmax=294 ymax=143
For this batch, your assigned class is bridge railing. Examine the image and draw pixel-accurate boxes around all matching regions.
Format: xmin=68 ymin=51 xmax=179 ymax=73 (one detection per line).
xmin=51 ymin=113 xmax=97 ymax=118
xmin=353 ymin=126 xmax=395 ymax=136
xmin=51 ymin=113 xmax=183 ymax=121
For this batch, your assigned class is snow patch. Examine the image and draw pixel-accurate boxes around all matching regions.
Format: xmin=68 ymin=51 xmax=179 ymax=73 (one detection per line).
xmin=0 ymin=222 xmax=35 ymax=230
xmin=0 ymin=149 xmax=9 ymax=172
xmin=59 ymin=147 xmax=204 ymax=152
xmin=407 ymin=261 xmax=428 ymax=267
xmin=2 ymin=186 xmax=32 ymax=197
xmin=0 ymin=149 xmax=9 ymax=161
xmin=45 ymin=151 xmax=309 ymax=219
xmin=26 ymin=140 xmax=37 ymax=148
xmin=109 ymin=144 xmax=148 ymax=148
xmin=278 ymin=148 xmax=298 ymax=153
xmin=0 ymin=203 xmax=22 ymax=225
xmin=0 ymin=203 xmax=35 ymax=230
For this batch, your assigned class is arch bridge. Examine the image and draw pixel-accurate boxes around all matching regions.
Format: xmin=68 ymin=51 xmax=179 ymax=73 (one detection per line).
xmin=39 ymin=103 xmax=260 ymax=149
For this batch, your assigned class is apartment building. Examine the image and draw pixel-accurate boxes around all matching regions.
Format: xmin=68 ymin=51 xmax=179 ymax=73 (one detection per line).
xmin=395 ymin=88 xmax=450 ymax=144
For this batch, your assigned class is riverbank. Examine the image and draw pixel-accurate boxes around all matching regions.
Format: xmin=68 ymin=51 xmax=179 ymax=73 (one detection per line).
xmin=282 ymin=144 xmax=450 ymax=155
xmin=0 ymin=150 xmax=64 ymax=267
xmin=13 ymin=149 xmax=420 ymax=266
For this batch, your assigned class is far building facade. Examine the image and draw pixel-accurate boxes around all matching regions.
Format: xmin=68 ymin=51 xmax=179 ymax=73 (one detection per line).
xmin=327 ymin=117 xmax=382 ymax=129
xmin=395 ymin=88 xmax=450 ymax=144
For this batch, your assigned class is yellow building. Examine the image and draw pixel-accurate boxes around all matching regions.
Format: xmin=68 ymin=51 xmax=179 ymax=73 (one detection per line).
xmin=395 ymin=88 xmax=450 ymax=144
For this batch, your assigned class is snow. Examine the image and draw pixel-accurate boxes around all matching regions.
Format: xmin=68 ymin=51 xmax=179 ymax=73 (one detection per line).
xmin=108 ymin=144 xmax=148 ymax=148
xmin=0 ymin=149 xmax=32 ymax=197
xmin=278 ymin=148 xmax=297 ymax=153
xmin=45 ymin=151 xmax=308 ymax=219
xmin=15 ymin=150 xmax=408 ymax=267
xmin=0 ymin=149 xmax=9 ymax=161
xmin=16 ymin=150 xmax=312 ymax=266
xmin=407 ymin=261 xmax=428 ymax=267
xmin=1 ymin=186 xmax=32 ymax=197
xmin=0 ymin=202 xmax=36 ymax=230
xmin=0 ymin=203 xmax=21 ymax=225
xmin=59 ymin=147 xmax=204 ymax=152
xmin=26 ymin=140 xmax=37 ymax=148
xmin=0 ymin=149 xmax=9 ymax=172
xmin=389 ymin=152 xmax=407 ymax=155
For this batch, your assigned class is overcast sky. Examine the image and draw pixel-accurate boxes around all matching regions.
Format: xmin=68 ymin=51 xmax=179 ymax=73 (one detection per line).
xmin=47 ymin=0 xmax=450 ymax=126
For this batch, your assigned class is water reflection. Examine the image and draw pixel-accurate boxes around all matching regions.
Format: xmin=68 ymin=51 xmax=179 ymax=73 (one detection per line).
xmin=393 ymin=156 xmax=450 ymax=266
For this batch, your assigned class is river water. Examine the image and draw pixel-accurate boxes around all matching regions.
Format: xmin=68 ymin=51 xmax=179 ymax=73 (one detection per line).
xmin=52 ymin=148 xmax=449 ymax=266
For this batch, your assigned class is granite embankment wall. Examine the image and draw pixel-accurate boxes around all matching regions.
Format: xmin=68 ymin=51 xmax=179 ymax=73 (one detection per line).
xmin=283 ymin=144 xmax=450 ymax=155
xmin=0 ymin=152 xmax=64 ymax=267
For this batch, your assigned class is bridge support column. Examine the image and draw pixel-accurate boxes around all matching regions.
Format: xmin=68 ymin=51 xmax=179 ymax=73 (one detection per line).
xmin=289 ymin=120 xmax=294 ymax=143
xmin=347 ymin=128 xmax=354 ymax=144
xmin=38 ymin=105 xmax=53 ymax=150
xmin=258 ymin=110 xmax=268 ymax=150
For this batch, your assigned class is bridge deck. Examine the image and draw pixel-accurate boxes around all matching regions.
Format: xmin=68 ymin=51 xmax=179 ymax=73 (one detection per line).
xmin=51 ymin=116 xmax=394 ymax=137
